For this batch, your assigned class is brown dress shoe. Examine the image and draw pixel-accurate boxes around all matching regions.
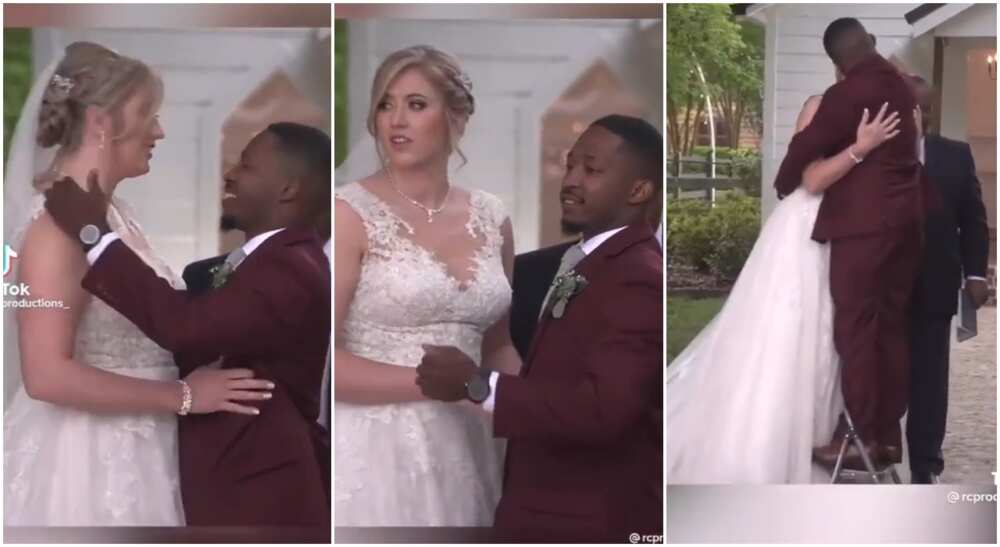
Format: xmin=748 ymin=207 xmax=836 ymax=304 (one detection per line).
xmin=879 ymin=445 xmax=902 ymax=465
xmin=813 ymin=439 xmax=881 ymax=470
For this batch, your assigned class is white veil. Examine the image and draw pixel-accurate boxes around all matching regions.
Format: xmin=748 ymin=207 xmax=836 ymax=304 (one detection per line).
xmin=3 ymin=60 xmax=60 ymax=407
xmin=333 ymin=134 xmax=380 ymax=188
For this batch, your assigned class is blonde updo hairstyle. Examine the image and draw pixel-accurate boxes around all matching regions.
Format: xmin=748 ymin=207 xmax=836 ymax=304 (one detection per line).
xmin=36 ymin=42 xmax=163 ymax=173
xmin=366 ymin=45 xmax=475 ymax=166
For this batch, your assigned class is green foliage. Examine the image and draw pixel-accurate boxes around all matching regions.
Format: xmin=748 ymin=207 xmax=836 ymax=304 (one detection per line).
xmin=667 ymin=295 xmax=725 ymax=363
xmin=4 ymin=29 xmax=32 ymax=172
xmin=334 ymin=20 xmax=348 ymax=168
xmin=666 ymin=198 xmax=714 ymax=271
xmin=667 ymin=194 xmax=761 ymax=281
xmin=666 ymin=5 xmax=763 ymax=155
xmin=724 ymin=147 xmax=762 ymax=197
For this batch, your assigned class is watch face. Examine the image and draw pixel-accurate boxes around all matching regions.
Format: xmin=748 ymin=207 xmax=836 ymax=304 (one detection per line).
xmin=80 ymin=224 xmax=101 ymax=245
xmin=466 ymin=375 xmax=490 ymax=403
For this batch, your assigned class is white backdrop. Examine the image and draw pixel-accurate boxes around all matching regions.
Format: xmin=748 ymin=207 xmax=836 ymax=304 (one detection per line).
xmin=30 ymin=27 xmax=330 ymax=273
xmin=336 ymin=18 xmax=662 ymax=252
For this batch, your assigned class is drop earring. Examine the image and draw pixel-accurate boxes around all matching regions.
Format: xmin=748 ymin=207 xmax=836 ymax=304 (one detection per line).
xmin=99 ymin=129 xmax=106 ymax=150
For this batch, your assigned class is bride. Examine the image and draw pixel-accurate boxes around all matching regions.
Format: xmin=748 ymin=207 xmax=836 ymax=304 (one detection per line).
xmin=4 ymin=42 xmax=274 ymax=525
xmin=666 ymin=94 xmax=908 ymax=483
xmin=334 ymin=45 xmax=521 ymax=525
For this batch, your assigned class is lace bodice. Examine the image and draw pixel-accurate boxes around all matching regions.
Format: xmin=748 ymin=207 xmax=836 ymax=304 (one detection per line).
xmin=336 ymin=182 xmax=511 ymax=368
xmin=22 ymin=194 xmax=182 ymax=372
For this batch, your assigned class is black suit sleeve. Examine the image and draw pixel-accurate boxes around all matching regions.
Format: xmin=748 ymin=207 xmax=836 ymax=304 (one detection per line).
xmin=956 ymin=143 xmax=989 ymax=279
xmin=182 ymin=255 xmax=227 ymax=295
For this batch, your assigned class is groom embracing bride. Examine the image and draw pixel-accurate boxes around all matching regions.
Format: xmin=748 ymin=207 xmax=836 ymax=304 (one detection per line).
xmin=773 ymin=18 xmax=926 ymax=469
xmin=3 ymin=42 xmax=329 ymax=527
xmin=667 ymin=18 xmax=927 ymax=483
xmin=42 ymin=126 xmax=332 ymax=525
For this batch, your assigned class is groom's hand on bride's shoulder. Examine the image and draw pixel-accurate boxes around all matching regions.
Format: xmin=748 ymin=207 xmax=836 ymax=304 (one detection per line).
xmin=416 ymin=345 xmax=476 ymax=402
xmin=43 ymin=169 xmax=111 ymax=244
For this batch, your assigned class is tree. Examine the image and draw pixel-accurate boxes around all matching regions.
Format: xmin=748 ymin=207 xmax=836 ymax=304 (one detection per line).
xmin=713 ymin=21 xmax=764 ymax=150
xmin=667 ymin=5 xmax=762 ymax=157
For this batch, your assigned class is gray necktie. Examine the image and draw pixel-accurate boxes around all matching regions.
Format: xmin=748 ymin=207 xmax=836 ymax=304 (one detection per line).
xmin=538 ymin=244 xmax=586 ymax=320
xmin=212 ymin=247 xmax=247 ymax=288
xmin=224 ymin=246 xmax=248 ymax=271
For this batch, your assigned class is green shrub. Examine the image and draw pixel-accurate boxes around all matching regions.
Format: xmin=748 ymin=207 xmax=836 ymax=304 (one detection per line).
xmin=729 ymin=148 xmax=762 ymax=197
xmin=666 ymin=198 xmax=714 ymax=271
xmin=667 ymin=194 xmax=761 ymax=281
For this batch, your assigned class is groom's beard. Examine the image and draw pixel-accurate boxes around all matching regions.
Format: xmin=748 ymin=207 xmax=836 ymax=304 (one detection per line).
xmin=560 ymin=219 xmax=584 ymax=238
xmin=220 ymin=215 xmax=238 ymax=232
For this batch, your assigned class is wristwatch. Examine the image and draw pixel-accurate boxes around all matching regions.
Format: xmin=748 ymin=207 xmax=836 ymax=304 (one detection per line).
xmin=465 ymin=369 xmax=492 ymax=404
xmin=79 ymin=224 xmax=105 ymax=252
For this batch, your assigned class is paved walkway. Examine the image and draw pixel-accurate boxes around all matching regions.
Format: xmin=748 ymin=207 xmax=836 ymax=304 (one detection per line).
xmin=940 ymin=306 xmax=997 ymax=484
xmin=820 ymin=307 xmax=997 ymax=484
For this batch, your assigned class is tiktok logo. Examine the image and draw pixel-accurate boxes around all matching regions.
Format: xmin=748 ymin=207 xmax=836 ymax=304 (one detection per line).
xmin=3 ymin=244 xmax=17 ymax=277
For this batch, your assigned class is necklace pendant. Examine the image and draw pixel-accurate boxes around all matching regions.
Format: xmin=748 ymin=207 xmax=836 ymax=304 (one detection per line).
xmin=427 ymin=211 xmax=435 ymax=223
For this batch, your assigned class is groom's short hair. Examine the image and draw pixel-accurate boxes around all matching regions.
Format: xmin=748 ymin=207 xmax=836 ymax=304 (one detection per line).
xmin=591 ymin=114 xmax=662 ymax=191
xmin=266 ymin=122 xmax=331 ymax=237
xmin=823 ymin=18 xmax=869 ymax=66
xmin=266 ymin=122 xmax=331 ymax=186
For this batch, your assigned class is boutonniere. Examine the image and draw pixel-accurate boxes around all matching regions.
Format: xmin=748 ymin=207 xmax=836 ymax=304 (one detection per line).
xmin=209 ymin=263 xmax=235 ymax=289
xmin=550 ymin=270 xmax=589 ymax=319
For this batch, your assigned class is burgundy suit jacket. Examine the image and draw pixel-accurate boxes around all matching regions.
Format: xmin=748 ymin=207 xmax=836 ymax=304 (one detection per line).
xmin=82 ymin=226 xmax=330 ymax=527
xmin=773 ymin=54 xmax=925 ymax=241
xmin=492 ymin=223 xmax=663 ymax=541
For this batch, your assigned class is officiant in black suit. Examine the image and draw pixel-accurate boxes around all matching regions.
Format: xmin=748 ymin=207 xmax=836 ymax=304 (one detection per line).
xmin=906 ymin=76 xmax=990 ymax=484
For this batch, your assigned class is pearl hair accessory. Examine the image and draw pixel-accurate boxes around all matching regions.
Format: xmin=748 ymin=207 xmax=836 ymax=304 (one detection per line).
xmin=49 ymin=74 xmax=75 ymax=96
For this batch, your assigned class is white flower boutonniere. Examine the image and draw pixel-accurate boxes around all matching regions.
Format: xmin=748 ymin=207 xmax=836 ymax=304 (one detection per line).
xmin=550 ymin=270 xmax=589 ymax=319
xmin=209 ymin=263 xmax=235 ymax=289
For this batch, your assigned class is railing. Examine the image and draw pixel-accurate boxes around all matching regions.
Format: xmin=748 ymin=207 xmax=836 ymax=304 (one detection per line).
xmin=667 ymin=155 xmax=740 ymax=201
xmin=669 ymin=155 xmax=737 ymax=179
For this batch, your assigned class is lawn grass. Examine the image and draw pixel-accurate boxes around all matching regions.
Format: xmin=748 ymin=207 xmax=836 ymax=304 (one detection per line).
xmin=667 ymin=295 xmax=726 ymax=363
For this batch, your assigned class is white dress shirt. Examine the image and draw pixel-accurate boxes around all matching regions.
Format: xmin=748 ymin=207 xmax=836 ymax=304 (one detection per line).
xmin=482 ymin=225 xmax=630 ymax=412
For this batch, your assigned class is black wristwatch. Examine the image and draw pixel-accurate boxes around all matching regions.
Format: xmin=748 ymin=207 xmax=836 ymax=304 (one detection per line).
xmin=465 ymin=369 xmax=492 ymax=404
xmin=79 ymin=224 xmax=107 ymax=253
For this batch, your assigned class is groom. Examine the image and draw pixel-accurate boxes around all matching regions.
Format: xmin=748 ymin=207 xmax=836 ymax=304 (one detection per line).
xmin=510 ymin=189 xmax=663 ymax=359
xmin=43 ymin=122 xmax=331 ymax=526
xmin=773 ymin=19 xmax=926 ymax=466
xmin=417 ymin=115 xmax=663 ymax=541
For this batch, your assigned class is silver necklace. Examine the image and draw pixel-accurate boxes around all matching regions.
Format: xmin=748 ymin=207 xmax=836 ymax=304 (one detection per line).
xmin=386 ymin=168 xmax=451 ymax=223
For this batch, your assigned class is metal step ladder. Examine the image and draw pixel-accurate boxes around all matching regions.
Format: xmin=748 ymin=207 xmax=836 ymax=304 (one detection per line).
xmin=830 ymin=409 xmax=902 ymax=484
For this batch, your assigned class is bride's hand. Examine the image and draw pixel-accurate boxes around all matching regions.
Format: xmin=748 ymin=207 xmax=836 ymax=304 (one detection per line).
xmin=854 ymin=102 xmax=901 ymax=157
xmin=182 ymin=366 xmax=275 ymax=415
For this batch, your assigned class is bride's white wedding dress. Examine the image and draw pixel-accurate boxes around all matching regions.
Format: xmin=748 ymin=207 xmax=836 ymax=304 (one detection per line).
xmin=334 ymin=182 xmax=508 ymax=526
xmin=666 ymin=187 xmax=844 ymax=484
xmin=4 ymin=195 xmax=186 ymax=525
